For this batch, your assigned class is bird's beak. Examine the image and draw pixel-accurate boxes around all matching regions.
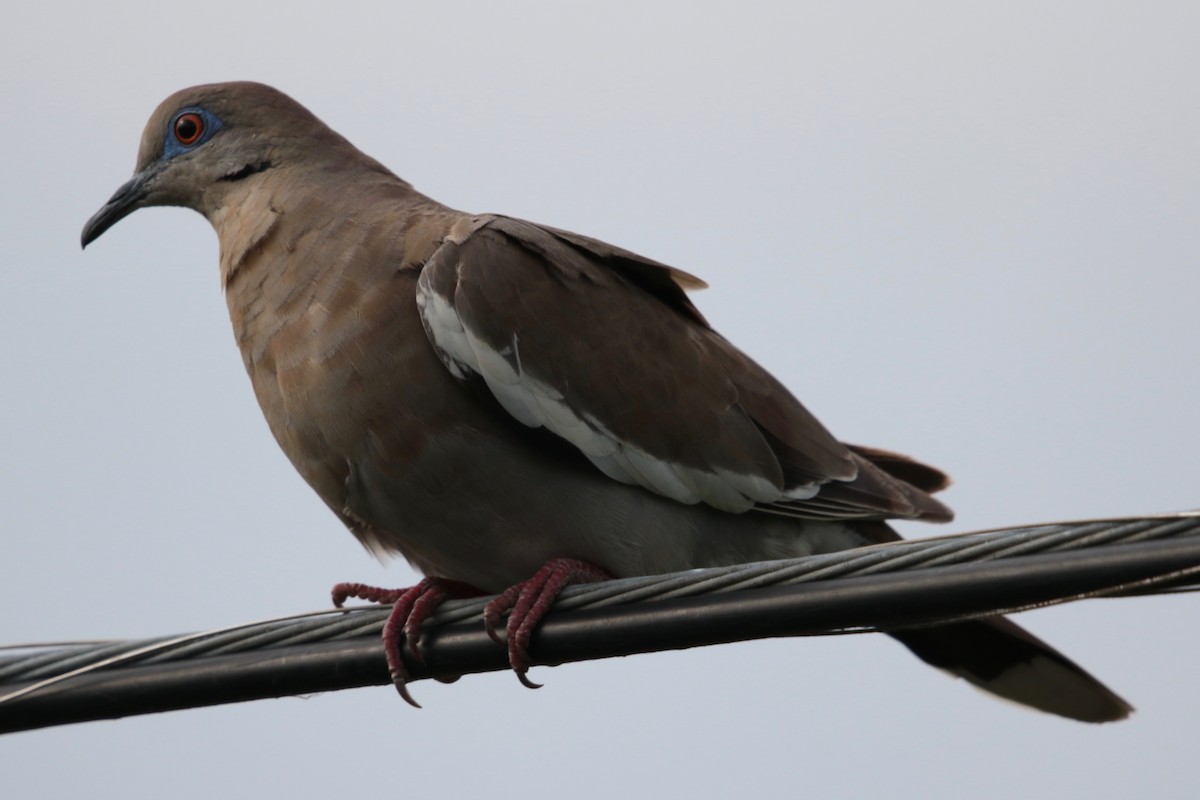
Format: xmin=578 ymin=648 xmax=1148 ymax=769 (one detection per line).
xmin=81 ymin=163 xmax=161 ymax=248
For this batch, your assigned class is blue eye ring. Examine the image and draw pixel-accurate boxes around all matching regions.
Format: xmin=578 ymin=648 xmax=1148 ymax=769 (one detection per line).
xmin=162 ymin=107 xmax=222 ymax=159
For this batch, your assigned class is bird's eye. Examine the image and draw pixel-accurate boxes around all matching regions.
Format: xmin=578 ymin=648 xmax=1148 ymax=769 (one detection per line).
xmin=173 ymin=113 xmax=205 ymax=146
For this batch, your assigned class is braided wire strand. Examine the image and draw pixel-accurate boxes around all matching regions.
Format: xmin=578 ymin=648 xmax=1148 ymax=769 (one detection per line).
xmin=1 ymin=513 xmax=1197 ymax=700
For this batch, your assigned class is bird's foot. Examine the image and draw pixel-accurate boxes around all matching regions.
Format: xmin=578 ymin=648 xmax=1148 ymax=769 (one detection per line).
xmin=332 ymin=560 xmax=610 ymax=703
xmin=332 ymin=577 xmax=481 ymax=707
xmin=483 ymin=558 xmax=614 ymax=689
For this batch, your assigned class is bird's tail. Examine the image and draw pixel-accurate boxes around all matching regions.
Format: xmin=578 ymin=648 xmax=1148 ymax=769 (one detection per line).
xmin=888 ymin=617 xmax=1132 ymax=723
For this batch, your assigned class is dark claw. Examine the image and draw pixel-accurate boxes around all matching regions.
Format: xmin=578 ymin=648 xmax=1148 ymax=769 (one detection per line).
xmin=516 ymin=671 xmax=543 ymax=690
xmin=394 ymin=675 xmax=423 ymax=709
xmin=484 ymin=613 xmax=506 ymax=645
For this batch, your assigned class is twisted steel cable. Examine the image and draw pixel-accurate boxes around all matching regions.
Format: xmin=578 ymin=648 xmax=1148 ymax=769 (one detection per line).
xmin=2 ymin=512 xmax=1198 ymax=733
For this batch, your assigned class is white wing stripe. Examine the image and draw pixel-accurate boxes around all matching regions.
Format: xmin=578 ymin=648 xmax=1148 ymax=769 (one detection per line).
xmin=414 ymin=278 xmax=472 ymax=380
xmin=417 ymin=275 xmax=785 ymax=514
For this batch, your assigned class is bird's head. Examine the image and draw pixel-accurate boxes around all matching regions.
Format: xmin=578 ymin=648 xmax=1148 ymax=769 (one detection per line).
xmin=81 ymin=81 xmax=355 ymax=248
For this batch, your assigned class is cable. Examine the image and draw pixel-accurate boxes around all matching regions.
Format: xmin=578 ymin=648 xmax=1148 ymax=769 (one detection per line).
xmin=1 ymin=512 xmax=1197 ymax=734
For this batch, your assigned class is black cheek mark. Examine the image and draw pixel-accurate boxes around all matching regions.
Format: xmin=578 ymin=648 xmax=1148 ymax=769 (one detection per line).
xmin=220 ymin=160 xmax=274 ymax=182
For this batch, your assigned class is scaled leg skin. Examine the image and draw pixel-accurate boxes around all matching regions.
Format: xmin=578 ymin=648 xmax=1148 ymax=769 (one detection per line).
xmin=483 ymin=558 xmax=614 ymax=688
xmin=332 ymin=577 xmax=481 ymax=707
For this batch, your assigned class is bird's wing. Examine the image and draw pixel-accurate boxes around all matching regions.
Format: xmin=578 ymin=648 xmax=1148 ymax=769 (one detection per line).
xmin=417 ymin=214 xmax=948 ymax=520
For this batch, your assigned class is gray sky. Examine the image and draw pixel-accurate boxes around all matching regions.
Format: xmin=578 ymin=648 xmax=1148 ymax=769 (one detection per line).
xmin=3 ymin=2 xmax=1198 ymax=797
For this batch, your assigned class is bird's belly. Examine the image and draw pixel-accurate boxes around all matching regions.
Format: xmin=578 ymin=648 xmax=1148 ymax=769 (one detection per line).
xmin=342 ymin=423 xmax=866 ymax=591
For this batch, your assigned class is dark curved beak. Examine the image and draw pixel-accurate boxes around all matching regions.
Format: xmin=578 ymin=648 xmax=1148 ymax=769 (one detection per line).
xmin=81 ymin=165 xmax=159 ymax=248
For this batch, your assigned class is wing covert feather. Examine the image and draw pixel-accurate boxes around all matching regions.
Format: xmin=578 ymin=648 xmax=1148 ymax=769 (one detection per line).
xmin=416 ymin=215 xmax=948 ymax=521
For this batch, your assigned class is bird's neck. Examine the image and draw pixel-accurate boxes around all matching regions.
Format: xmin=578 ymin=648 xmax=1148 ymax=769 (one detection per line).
xmin=210 ymin=169 xmax=456 ymax=378
xmin=210 ymin=178 xmax=282 ymax=291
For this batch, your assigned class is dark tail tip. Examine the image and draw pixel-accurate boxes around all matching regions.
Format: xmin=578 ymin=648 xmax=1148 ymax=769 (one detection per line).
xmin=890 ymin=617 xmax=1133 ymax=723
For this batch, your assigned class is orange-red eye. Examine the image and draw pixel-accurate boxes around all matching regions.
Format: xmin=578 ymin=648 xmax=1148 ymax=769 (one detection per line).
xmin=173 ymin=113 xmax=204 ymax=145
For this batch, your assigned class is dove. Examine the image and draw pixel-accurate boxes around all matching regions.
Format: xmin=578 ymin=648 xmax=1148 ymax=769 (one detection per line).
xmin=82 ymin=81 xmax=1130 ymax=721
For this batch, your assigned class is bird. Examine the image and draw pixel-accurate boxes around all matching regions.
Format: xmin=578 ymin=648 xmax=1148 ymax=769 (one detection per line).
xmin=82 ymin=81 xmax=1131 ymax=721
